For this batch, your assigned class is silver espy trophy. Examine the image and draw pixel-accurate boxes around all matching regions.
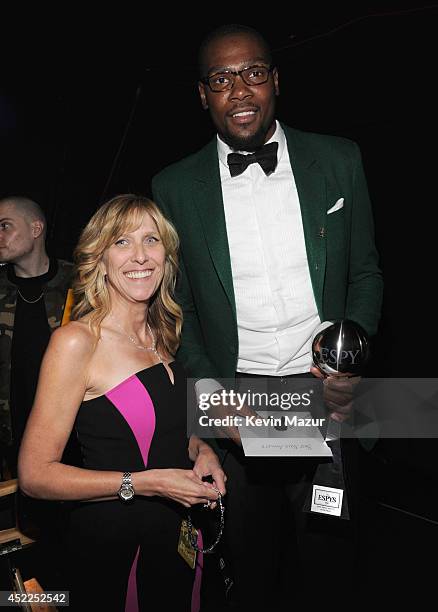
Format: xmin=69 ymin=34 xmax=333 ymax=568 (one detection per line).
xmin=307 ymin=319 xmax=369 ymax=518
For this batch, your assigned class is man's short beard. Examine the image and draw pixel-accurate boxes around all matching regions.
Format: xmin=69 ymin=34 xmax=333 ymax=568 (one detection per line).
xmin=223 ymin=127 xmax=268 ymax=152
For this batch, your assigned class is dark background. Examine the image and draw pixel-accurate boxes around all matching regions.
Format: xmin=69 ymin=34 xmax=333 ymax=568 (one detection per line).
xmin=2 ymin=5 xmax=437 ymax=378
xmin=1 ymin=5 xmax=438 ymax=582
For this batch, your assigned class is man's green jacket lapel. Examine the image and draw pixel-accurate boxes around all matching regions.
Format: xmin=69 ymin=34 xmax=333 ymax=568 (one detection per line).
xmin=152 ymin=124 xmax=383 ymax=378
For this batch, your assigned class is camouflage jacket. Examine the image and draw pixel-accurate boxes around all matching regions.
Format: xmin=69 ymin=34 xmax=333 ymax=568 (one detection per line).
xmin=0 ymin=260 xmax=73 ymax=446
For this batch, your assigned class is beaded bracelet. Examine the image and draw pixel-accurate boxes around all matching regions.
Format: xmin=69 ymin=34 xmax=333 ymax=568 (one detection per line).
xmin=187 ymin=489 xmax=225 ymax=554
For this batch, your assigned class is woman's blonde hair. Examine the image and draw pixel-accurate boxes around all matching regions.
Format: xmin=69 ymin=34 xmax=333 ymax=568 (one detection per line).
xmin=71 ymin=194 xmax=182 ymax=355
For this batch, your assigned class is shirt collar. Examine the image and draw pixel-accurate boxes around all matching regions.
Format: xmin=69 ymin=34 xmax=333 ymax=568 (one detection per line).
xmin=217 ymin=120 xmax=286 ymax=171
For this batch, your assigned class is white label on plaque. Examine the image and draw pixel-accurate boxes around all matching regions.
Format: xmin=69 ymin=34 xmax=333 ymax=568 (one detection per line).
xmin=311 ymin=484 xmax=344 ymax=517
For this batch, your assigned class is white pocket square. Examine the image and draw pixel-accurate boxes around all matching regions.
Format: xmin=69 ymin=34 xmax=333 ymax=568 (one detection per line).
xmin=327 ymin=198 xmax=344 ymax=214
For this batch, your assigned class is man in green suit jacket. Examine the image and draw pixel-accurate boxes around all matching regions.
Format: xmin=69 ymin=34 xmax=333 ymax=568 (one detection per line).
xmin=153 ymin=23 xmax=382 ymax=611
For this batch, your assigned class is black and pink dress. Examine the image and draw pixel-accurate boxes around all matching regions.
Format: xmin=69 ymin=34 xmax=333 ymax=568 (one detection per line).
xmin=65 ymin=361 xmax=202 ymax=612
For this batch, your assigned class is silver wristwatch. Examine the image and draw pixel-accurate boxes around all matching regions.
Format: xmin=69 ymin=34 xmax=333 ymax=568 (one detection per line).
xmin=118 ymin=472 xmax=135 ymax=502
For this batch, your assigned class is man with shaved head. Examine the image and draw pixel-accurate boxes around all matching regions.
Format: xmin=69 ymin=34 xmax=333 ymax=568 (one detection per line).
xmin=0 ymin=196 xmax=73 ymax=477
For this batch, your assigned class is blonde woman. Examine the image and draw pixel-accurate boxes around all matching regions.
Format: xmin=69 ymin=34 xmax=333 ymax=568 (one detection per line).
xmin=18 ymin=195 xmax=225 ymax=612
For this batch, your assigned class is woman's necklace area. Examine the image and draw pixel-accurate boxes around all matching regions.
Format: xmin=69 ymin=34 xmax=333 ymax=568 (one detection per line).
xmin=110 ymin=315 xmax=161 ymax=360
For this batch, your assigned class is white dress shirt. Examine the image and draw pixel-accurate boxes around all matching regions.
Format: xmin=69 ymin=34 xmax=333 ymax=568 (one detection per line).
xmin=217 ymin=121 xmax=320 ymax=375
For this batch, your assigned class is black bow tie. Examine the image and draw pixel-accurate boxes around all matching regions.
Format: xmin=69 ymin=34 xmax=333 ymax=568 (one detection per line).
xmin=227 ymin=142 xmax=278 ymax=177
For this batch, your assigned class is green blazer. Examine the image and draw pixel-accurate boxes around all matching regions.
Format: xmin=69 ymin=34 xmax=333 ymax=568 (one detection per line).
xmin=152 ymin=124 xmax=383 ymax=379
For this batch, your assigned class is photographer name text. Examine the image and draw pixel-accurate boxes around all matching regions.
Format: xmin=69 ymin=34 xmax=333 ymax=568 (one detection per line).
xmin=198 ymin=414 xmax=326 ymax=428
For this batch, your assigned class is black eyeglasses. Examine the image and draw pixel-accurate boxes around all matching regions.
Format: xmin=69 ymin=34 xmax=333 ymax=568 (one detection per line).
xmin=200 ymin=65 xmax=274 ymax=92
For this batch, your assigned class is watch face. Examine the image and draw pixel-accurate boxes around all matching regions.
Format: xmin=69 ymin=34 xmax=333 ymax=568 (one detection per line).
xmin=119 ymin=484 xmax=134 ymax=501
